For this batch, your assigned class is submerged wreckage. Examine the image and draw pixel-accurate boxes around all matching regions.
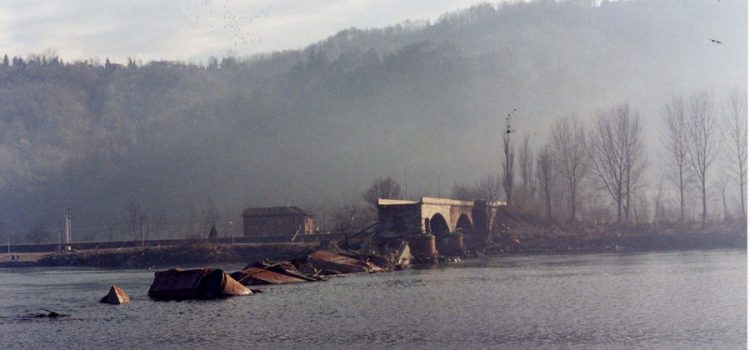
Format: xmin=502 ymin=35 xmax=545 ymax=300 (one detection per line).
xmin=141 ymin=197 xmax=502 ymax=301
xmin=148 ymin=268 xmax=251 ymax=300
xmin=145 ymin=244 xmax=411 ymax=300
xmin=100 ymin=285 xmax=131 ymax=304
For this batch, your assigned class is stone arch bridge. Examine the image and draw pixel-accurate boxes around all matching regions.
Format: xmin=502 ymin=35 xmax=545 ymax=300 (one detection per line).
xmin=376 ymin=197 xmax=505 ymax=251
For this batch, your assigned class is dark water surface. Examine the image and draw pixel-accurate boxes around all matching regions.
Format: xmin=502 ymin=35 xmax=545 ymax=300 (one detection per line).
xmin=0 ymin=250 xmax=745 ymax=349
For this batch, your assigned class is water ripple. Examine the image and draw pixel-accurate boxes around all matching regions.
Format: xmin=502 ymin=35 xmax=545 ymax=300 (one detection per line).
xmin=0 ymin=250 xmax=745 ymax=349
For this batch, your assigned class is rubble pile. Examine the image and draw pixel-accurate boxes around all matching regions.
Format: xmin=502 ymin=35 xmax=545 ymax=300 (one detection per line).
xmin=230 ymin=242 xmax=413 ymax=286
xmin=305 ymin=250 xmax=385 ymax=274
xmin=231 ymin=260 xmax=322 ymax=285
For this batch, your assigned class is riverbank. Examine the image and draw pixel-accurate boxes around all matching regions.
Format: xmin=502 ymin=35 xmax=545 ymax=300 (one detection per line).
xmin=0 ymin=242 xmax=318 ymax=269
xmin=487 ymin=212 xmax=746 ymax=255
xmin=1 ymin=219 xmax=745 ymax=268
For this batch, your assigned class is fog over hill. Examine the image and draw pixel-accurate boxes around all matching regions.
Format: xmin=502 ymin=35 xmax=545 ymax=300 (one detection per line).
xmin=0 ymin=0 xmax=745 ymax=239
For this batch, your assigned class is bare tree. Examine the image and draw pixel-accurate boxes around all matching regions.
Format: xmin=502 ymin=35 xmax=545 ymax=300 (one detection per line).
xmin=653 ymin=181 xmax=666 ymax=223
xmin=717 ymin=178 xmax=730 ymax=221
xmin=536 ymin=145 xmax=555 ymax=220
xmin=502 ymin=130 xmax=515 ymax=206
xmin=551 ymin=115 xmax=589 ymax=222
xmin=519 ymin=133 xmax=534 ymax=194
xmin=151 ymin=210 xmax=168 ymax=241
xmin=331 ymin=204 xmax=375 ymax=234
xmin=664 ymin=96 xmax=690 ymax=221
xmin=450 ymin=174 xmax=502 ymax=202
xmin=588 ymin=104 xmax=646 ymax=223
xmin=362 ymin=176 xmax=401 ymax=208
xmin=726 ymin=90 xmax=747 ymax=218
xmin=517 ymin=133 xmax=536 ymax=211
xmin=685 ymin=92 xmax=719 ymax=227
xmin=476 ymin=174 xmax=503 ymax=202
xmin=128 ymin=200 xmax=142 ymax=241
xmin=29 ymin=224 xmax=50 ymax=244
xmin=451 ymin=183 xmax=477 ymax=201
xmin=203 ymin=199 xmax=220 ymax=235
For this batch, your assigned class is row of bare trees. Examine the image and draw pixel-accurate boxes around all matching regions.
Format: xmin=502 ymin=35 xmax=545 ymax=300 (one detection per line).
xmin=588 ymin=104 xmax=646 ymax=224
xmin=322 ymin=91 xmax=744 ymax=233
xmin=460 ymin=91 xmax=745 ymax=227
xmin=663 ymin=92 xmax=747 ymax=226
xmin=725 ymin=92 xmax=747 ymax=218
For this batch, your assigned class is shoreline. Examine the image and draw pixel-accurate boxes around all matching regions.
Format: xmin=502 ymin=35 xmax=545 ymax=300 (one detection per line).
xmin=0 ymin=242 xmax=319 ymax=269
xmin=0 ymin=229 xmax=744 ymax=269
xmin=486 ymin=231 xmax=746 ymax=255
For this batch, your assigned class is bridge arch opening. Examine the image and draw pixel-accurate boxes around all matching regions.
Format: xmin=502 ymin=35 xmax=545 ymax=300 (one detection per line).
xmin=455 ymin=214 xmax=473 ymax=234
xmin=429 ymin=214 xmax=450 ymax=237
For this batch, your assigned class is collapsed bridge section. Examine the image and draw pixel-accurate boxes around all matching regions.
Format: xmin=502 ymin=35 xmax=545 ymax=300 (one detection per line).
xmin=376 ymin=197 xmax=505 ymax=257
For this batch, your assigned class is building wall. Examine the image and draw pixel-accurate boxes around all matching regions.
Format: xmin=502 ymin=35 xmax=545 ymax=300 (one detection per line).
xmin=377 ymin=203 xmax=422 ymax=237
xmin=243 ymin=215 xmax=315 ymax=236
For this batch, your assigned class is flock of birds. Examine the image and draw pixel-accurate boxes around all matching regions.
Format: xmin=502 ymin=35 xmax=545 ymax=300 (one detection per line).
xmin=181 ymin=0 xmax=269 ymax=49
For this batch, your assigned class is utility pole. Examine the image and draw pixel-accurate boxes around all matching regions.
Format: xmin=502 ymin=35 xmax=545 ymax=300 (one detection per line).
xmin=140 ymin=215 xmax=145 ymax=248
xmin=64 ymin=209 xmax=72 ymax=251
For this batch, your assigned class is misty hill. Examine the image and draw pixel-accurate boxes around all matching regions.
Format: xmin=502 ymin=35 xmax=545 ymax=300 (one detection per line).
xmin=0 ymin=0 xmax=745 ymax=239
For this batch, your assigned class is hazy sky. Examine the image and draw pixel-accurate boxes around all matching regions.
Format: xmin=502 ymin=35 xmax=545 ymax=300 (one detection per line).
xmin=0 ymin=0 xmax=514 ymax=63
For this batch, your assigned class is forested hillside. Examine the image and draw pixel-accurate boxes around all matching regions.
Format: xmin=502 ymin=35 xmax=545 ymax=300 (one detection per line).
xmin=0 ymin=0 xmax=745 ymax=240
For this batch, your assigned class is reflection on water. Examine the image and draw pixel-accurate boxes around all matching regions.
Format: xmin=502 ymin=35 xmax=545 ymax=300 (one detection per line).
xmin=0 ymin=250 xmax=745 ymax=349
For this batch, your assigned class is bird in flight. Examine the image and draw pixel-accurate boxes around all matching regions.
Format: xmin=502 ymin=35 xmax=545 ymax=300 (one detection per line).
xmin=710 ymin=39 xmax=723 ymax=45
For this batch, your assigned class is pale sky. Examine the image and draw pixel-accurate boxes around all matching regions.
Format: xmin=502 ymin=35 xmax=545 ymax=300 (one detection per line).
xmin=0 ymin=0 xmax=507 ymax=64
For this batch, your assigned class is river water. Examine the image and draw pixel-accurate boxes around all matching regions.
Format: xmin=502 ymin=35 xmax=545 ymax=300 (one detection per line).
xmin=0 ymin=250 xmax=745 ymax=349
